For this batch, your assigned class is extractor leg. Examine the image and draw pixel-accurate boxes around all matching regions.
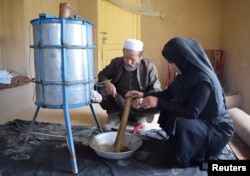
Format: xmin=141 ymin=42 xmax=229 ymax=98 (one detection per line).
xmin=24 ymin=106 xmax=41 ymax=142
xmin=89 ymin=104 xmax=103 ymax=133
xmin=28 ymin=106 xmax=40 ymax=132
xmin=63 ymin=107 xmax=78 ymax=174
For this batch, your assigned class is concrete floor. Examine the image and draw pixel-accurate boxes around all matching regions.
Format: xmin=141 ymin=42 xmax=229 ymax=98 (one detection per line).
xmin=0 ymin=103 xmax=107 ymax=127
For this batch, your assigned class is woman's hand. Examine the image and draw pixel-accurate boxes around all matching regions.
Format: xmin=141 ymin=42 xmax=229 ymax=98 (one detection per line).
xmin=140 ymin=96 xmax=158 ymax=109
xmin=104 ymin=81 xmax=117 ymax=97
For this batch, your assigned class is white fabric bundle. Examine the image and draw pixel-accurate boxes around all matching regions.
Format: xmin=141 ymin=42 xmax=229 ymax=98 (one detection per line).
xmin=0 ymin=69 xmax=16 ymax=84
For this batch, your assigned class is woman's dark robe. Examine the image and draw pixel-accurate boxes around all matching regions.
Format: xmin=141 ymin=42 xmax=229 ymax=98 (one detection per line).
xmin=144 ymin=37 xmax=234 ymax=168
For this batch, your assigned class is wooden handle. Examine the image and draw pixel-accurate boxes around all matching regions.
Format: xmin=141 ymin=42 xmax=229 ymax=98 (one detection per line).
xmin=114 ymin=96 xmax=132 ymax=152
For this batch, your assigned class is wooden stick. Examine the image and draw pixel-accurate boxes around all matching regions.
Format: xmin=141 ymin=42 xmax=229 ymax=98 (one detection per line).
xmin=114 ymin=96 xmax=132 ymax=152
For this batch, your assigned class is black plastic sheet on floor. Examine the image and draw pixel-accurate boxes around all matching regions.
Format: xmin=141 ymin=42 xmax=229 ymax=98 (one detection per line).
xmin=0 ymin=119 xmax=236 ymax=176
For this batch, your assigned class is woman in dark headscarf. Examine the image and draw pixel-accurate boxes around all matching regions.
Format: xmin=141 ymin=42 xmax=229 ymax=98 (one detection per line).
xmin=126 ymin=37 xmax=234 ymax=169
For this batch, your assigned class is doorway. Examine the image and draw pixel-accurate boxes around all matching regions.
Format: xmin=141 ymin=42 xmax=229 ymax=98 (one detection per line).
xmin=97 ymin=0 xmax=141 ymax=72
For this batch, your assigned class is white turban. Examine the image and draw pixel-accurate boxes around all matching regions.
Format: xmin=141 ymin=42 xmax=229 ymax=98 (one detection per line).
xmin=124 ymin=39 xmax=143 ymax=51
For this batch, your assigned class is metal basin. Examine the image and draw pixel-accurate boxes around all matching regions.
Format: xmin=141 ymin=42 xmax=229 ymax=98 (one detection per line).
xmin=89 ymin=132 xmax=143 ymax=159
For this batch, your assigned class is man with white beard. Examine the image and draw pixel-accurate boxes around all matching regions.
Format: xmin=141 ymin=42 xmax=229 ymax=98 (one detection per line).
xmin=96 ymin=39 xmax=161 ymax=131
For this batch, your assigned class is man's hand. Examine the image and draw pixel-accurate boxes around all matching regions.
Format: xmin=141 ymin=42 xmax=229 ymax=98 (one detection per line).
xmin=126 ymin=90 xmax=144 ymax=109
xmin=131 ymin=98 xmax=143 ymax=109
xmin=130 ymin=96 xmax=158 ymax=109
xmin=125 ymin=90 xmax=143 ymax=98
xmin=104 ymin=81 xmax=117 ymax=97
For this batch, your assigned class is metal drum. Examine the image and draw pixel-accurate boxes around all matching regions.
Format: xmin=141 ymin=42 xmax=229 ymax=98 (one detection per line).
xmin=31 ymin=17 xmax=95 ymax=109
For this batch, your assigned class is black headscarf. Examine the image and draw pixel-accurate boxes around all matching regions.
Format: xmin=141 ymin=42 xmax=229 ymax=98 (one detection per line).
xmin=162 ymin=37 xmax=225 ymax=112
